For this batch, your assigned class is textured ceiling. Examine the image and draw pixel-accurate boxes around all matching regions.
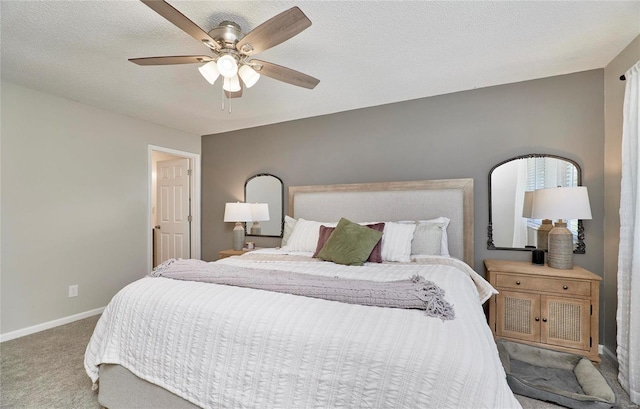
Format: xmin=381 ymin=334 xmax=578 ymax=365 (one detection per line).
xmin=2 ymin=1 xmax=639 ymax=136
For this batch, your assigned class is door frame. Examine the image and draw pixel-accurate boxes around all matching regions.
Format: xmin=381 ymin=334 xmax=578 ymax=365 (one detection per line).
xmin=148 ymin=145 xmax=201 ymax=272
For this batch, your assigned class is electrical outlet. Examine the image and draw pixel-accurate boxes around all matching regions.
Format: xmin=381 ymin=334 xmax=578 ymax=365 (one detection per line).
xmin=68 ymin=285 xmax=78 ymax=298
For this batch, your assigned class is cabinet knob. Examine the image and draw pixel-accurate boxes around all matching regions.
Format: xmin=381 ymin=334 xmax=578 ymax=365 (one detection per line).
xmin=563 ymin=285 xmax=568 ymax=290
xmin=535 ymin=317 xmax=540 ymax=322
xmin=516 ymin=281 xmax=521 ymax=285
xmin=542 ymin=318 xmax=548 ymax=322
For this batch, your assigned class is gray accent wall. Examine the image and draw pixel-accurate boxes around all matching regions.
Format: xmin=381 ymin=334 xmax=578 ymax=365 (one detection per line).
xmin=603 ymin=35 xmax=640 ymax=355
xmin=202 ymin=70 xmax=605 ymax=337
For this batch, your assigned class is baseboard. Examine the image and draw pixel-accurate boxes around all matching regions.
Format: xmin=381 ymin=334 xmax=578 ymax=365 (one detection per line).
xmin=601 ymin=345 xmax=617 ymax=361
xmin=0 ymin=307 xmax=105 ymax=343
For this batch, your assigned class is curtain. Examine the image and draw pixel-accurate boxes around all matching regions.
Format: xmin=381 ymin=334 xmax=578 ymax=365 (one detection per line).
xmin=617 ymin=60 xmax=640 ymax=405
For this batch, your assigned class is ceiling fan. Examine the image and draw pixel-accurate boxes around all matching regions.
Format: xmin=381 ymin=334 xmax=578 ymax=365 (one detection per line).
xmin=130 ymin=0 xmax=320 ymax=100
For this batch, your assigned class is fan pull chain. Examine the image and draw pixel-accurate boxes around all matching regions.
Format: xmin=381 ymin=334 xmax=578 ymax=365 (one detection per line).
xmin=219 ymin=87 xmax=233 ymax=113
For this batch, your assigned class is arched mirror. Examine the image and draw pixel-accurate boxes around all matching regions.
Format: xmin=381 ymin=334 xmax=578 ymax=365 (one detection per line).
xmin=244 ymin=173 xmax=284 ymax=237
xmin=488 ymin=154 xmax=585 ymax=253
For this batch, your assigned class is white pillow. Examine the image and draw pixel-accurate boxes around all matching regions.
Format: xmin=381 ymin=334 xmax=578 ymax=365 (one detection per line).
xmin=281 ymin=215 xmax=297 ymax=246
xmin=381 ymin=222 xmax=416 ymax=262
xmin=418 ymin=217 xmax=451 ymax=256
xmin=283 ymin=218 xmax=337 ymax=252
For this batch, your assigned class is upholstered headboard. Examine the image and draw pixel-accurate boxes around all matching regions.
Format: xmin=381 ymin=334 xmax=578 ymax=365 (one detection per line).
xmin=288 ymin=179 xmax=474 ymax=267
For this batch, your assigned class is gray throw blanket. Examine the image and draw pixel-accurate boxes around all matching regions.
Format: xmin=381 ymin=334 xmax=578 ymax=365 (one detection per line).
xmin=151 ymin=259 xmax=454 ymax=321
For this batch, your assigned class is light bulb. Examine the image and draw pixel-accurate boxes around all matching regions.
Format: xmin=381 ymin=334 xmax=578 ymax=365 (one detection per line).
xmin=223 ymin=75 xmax=241 ymax=92
xmin=197 ymin=61 xmax=220 ymax=85
xmin=216 ymin=55 xmax=238 ymax=78
xmin=238 ymin=65 xmax=260 ymax=88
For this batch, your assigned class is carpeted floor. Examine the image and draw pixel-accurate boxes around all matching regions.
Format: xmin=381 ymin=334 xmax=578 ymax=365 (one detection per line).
xmin=1 ymin=315 xmax=101 ymax=409
xmin=0 ymin=315 xmax=637 ymax=409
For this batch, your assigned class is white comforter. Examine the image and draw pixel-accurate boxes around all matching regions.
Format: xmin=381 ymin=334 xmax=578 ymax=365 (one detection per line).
xmin=85 ymin=252 xmax=521 ymax=409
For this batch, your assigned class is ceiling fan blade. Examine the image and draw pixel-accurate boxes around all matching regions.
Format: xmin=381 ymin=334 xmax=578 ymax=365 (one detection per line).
xmin=140 ymin=0 xmax=220 ymax=51
xmin=236 ymin=7 xmax=311 ymax=55
xmin=251 ymin=60 xmax=319 ymax=89
xmin=129 ymin=55 xmax=213 ymax=65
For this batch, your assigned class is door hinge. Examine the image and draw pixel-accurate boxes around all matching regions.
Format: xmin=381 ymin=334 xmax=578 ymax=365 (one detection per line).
xmin=187 ymin=169 xmax=192 ymax=176
xmin=590 ymin=337 xmax=592 ymax=347
xmin=188 ymin=215 xmax=192 ymax=222
xmin=591 ymin=305 xmax=593 ymax=315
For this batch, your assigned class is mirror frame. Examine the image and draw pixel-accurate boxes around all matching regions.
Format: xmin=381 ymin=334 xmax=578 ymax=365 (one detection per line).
xmin=487 ymin=153 xmax=585 ymax=254
xmin=244 ymin=173 xmax=284 ymax=238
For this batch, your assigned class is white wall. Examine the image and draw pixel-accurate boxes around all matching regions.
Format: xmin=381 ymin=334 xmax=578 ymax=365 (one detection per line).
xmin=0 ymin=81 xmax=201 ymax=336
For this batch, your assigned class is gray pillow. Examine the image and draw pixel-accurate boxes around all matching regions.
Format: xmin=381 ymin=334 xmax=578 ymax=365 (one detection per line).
xmin=411 ymin=222 xmax=444 ymax=255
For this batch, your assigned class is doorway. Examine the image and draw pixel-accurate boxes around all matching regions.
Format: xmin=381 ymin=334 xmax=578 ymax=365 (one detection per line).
xmin=148 ymin=145 xmax=201 ymax=270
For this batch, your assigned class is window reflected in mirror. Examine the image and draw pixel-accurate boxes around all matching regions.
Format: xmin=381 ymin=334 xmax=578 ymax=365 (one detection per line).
xmin=488 ymin=154 xmax=585 ymax=253
xmin=244 ymin=174 xmax=284 ymax=237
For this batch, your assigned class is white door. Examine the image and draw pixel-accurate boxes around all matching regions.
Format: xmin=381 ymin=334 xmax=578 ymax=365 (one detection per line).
xmin=155 ymin=158 xmax=191 ymax=266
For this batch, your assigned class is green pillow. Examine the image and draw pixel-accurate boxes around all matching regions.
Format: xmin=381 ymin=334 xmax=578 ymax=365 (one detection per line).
xmin=317 ymin=218 xmax=383 ymax=266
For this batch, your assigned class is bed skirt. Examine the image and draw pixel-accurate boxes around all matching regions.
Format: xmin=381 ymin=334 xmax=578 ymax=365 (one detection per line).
xmin=98 ymin=364 xmax=200 ymax=409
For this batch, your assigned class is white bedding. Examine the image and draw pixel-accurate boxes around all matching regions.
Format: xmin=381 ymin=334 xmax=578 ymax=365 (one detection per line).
xmin=85 ymin=253 xmax=521 ymax=408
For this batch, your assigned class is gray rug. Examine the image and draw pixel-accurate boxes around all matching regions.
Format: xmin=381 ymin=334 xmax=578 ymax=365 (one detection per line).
xmin=1 ymin=315 xmax=637 ymax=409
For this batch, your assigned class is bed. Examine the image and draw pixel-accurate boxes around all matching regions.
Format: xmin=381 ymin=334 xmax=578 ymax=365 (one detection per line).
xmin=85 ymin=178 xmax=522 ymax=408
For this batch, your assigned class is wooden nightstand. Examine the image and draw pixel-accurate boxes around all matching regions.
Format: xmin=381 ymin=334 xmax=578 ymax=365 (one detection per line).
xmin=218 ymin=248 xmax=253 ymax=260
xmin=485 ymin=259 xmax=601 ymax=362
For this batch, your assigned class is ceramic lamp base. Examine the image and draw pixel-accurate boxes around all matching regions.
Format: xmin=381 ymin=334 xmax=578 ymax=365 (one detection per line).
xmin=250 ymin=222 xmax=261 ymax=235
xmin=548 ymin=221 xmax=573 ymax=269
xmin=232 ymin=222 xmax=245 ymax=251
xmin=536 ymin=219 xmax=553 ymax=250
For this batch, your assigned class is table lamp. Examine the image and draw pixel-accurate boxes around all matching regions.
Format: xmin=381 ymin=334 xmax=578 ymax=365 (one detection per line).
xmin=530 ymin=187 xmax=592 ymax=269
xmin=224 ymin=202 xmax=253 ymax=250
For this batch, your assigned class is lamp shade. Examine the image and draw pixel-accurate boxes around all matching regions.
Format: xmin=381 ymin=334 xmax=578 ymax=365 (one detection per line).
xmin=250 ymin=203 xmax=270 ymax=221
xmin=530 ymin=187 xmax=592 ymax=220
xmin=223 ymin=75 xmax=241 ymax=92
xmin=198 ymin=61 xmax=220 ymax=85
xmin=223 ymin=202 xmax=253 ymax=222
xmin=238 ymin=65 xmax=260 ymax=88
xmin=217 ymin=55 xmax=238 ymax=78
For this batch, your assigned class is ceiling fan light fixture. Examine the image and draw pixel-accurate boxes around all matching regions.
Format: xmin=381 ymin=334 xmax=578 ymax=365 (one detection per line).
xmin=238 ymin=65 xmax=260 ymax=88
xmin=198 ymin=61 xmax=220 ymax=84
xmin=223 ymin=75 xmax=241 ymax=92
xmin=132 ymin=2 xmax=320 ymax=108
xmin=217 ymin=55 xmax=238 ymax=78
